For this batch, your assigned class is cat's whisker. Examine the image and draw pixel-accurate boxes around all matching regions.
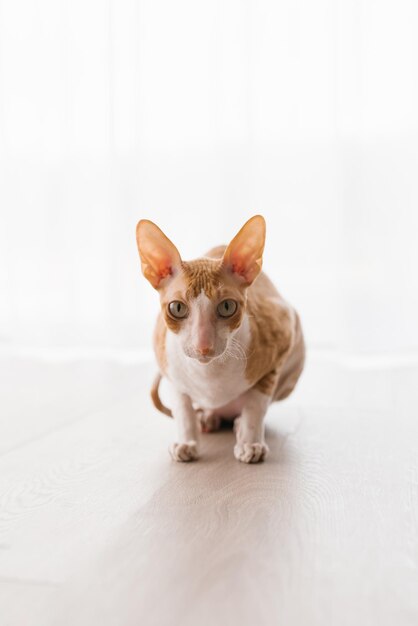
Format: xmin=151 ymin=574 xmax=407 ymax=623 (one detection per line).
xmin=226 ymin=337 xmax=248 ymax=362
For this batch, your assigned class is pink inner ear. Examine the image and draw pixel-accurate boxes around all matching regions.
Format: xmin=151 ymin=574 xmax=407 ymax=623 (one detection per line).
xmin=142 ymin=247 xmax=179 ymax=288
xmin=137 ymin=219 xmax=182 ymax=289
xmin=230 ymin=258 xmax=247 ymax=279
xmin=159 ymin=267 xmax=172 ymax=279
xmin=222 ymin=215 xmax=265 ymax=285
xmin=227 ymin=244 xmax=260 ymax=282
xmin=152 ymin=251 xmax=176 ymax=283
xmin=156 ymin=260 xmax=173 ymax=280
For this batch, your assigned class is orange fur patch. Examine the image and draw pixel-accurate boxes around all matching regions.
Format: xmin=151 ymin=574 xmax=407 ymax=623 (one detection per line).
xmin=182 ymin=258 xmax=222 ymax=299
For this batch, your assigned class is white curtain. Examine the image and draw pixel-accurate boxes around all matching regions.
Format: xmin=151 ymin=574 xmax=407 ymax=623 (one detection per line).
xmin=0 ymin=0 xmax=417 ymax=354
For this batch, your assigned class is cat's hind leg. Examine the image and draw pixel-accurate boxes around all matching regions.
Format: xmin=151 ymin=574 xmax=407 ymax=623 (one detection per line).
xmin=198 ymin=409 xmax=222 ymax=433
xmin=197 ymin=395 xmax=246 ymax=433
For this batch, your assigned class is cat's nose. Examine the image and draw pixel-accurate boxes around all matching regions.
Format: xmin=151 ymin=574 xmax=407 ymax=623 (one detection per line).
xmin=196 ymin=346 xmax=214 ymax=356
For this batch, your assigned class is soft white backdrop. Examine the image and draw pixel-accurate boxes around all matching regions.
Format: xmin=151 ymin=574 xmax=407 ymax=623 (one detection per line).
xmin=0 ymin=0 xmax=417 ymax=355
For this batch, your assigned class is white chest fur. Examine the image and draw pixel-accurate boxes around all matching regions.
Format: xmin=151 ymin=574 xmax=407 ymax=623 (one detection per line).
xmin=166 ymin=315 xmax=252 ymax=410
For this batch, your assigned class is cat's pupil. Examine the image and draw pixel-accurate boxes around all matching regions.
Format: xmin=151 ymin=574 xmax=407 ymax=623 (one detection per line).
xmin=225 ymin=301 xmax=229 ymax=310
xmin=177 ymin=303 xmax=181 ymax=313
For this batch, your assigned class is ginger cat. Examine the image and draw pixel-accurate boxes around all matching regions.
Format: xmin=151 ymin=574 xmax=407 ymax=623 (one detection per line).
xmin=136 ymin=215 xmax=305 ymax=463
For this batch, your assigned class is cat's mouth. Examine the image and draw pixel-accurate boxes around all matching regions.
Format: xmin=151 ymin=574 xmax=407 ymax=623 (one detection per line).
xmin=196 ymin=355 xmax=213 ymax=364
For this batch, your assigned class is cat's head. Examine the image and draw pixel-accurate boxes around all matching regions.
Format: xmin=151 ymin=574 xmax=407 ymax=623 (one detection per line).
xmin=136 ymin=215 xmax=266 ymax=364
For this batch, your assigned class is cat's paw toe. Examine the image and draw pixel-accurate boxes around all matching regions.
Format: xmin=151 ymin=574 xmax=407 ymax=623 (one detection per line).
xmin=200 ymin=411 xmax=222 ymax=433
xmin=234 ymin=442 xmax=268 ymax=464
xmin=170 ymin=441 xmax=199 ymax=462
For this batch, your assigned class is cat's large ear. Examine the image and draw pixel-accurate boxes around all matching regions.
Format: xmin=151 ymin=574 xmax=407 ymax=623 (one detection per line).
xmin=222 ymin=215 xmax=266 ymax=286
xmin=136 ymin=219 xmax=182 ymax=289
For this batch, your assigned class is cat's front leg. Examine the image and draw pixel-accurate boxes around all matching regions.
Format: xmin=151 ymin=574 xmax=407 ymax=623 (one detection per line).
xmin=234 ymin=389 xmax=270 ymax=463
xmin=170 ymin=389 xmax=199 ymax=462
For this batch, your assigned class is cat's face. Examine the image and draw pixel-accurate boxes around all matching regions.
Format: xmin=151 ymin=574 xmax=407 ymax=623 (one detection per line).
xmin=157 ymin=258 xmax=247 ymax=363
xmin=136 ymin=216 xmax=265 ymax=364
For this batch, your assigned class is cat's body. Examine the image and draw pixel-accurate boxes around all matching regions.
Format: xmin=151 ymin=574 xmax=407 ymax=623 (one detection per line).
xmin=136 ymin=216 xmax=305 ymax=463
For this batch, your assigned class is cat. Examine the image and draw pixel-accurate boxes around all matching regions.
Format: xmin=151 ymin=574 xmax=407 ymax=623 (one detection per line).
xmin=135 ymin=215 xmax=305 ymax=463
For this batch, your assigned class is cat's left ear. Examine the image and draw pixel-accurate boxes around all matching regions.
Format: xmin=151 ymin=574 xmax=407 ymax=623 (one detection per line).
xmin=222 ymin=215 xmax=266 ymax=286
xmin=136 ymin=219 xmax=182 ymax=289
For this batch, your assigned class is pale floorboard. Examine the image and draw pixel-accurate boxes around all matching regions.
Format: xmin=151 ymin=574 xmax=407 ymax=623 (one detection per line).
xmin=0 ymin=352 xmax=417 ymax=625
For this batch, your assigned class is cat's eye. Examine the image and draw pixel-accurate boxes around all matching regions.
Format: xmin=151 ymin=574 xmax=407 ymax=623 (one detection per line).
xmin=168 ymin=301 xmax=188 ymax=319
xmin=217 ymin=299 xmax=238 ymax=318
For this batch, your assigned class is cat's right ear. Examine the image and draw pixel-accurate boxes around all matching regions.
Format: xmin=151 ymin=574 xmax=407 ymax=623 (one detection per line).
xmin=136 ymin=220 xmax=182 ymax=289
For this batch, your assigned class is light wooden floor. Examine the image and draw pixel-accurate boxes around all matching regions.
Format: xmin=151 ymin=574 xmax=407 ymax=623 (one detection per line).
xmin=0 ymin=349 xmax=417 ymax=626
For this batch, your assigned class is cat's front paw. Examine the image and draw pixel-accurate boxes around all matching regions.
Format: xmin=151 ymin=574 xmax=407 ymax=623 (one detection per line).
xmin=170 ymin=441 xmax=199 ymax=462
xmin=234 ymin=442 xmax=268 ymax=464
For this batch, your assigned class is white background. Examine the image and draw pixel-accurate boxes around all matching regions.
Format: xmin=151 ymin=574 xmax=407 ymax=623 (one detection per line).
xmin=1 ymin=0 xmax=417 ymax=356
